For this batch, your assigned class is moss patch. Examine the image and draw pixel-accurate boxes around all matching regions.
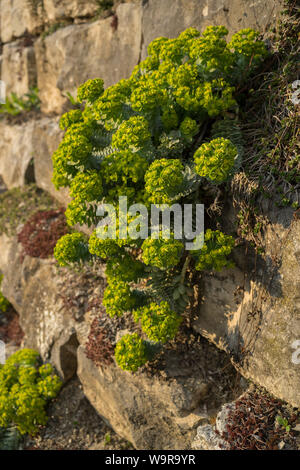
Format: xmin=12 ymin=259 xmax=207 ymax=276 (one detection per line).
xmin=0 ymin=185 xmax=58 ymax=237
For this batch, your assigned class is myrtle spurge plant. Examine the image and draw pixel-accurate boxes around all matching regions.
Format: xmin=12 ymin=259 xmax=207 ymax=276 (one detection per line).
xmin=0 ymin=349 xmax=62 ymax=435
xmin=54 ymin=232 xmax=89 ymax=266
xmin=133 ymin=301 xmax=182 ymax=344
xmin=193 ymin=229 xmax=235 ymax=271
xmin=194 ymin=137 xmax=238 ymax=183
xmin=114 ymin=333 xmax=148 ymax=372
xmin=144 ymin=159 xmax=184 ymax=204
xmin=103 ymin=279 xmax=138 ymax=318
xmin=53 ymin=26 xmax=267 ymax=371
xmin=141 ymin=236 xmax=184 ymax=270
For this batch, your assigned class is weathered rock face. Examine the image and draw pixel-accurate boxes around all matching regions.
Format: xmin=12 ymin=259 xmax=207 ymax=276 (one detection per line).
xmin=35 ymin=3 xmax=142 ymax=114
xmin=192 ymin=402 xmax=234 ymax=450
xmin=0 ymin=117 xmax=69 ymax=205
xmin=0 ymin=119 xmax=36 ymax=188
xmin=43 ymin=0 xmax=99 ymax=22
xmin=141 ymin=0 xmax=283 ymax=59
xmin=193 ymin=204 xmax=300 ymax=408
xmin=0 ymin=0 xmax=283 ymax=108
xmin=50 ymin=328 xmax=79 ymax=382
xmin=1 ymin=42 xmax=37 ymax=97
xmin=77 ymin=345 xmax=210 ymax=450
xmin=0 ymin=236 xmax=76 ymax=360
xmin=32 ymin=117 xmax=70 ymax=206
xmin=192 ymin=424 xmax=227 ymax=450
xmin=0 ymin=0 xmax=45 ymax=43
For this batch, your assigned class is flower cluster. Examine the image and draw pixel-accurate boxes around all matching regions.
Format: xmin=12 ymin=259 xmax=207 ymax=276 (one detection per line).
xmin=70 ymin=171 xmax=103 ymax=202
xmin=141 ymin=236 xmax=184 ymax=270
xmin=194 ymin=137 xmax=237 ymax=183
xmin=228 ymin=29 xmax=267 ymax=61
xmin=103 ymin=279 xmax=138 ymax=318
xmin=144 ymin=159 xmax=184 ymax=204
xmin=179 ymin=117 xmax=199 ymax=142
xmin=133 ymin=301 xmax=182 ymax=343
xmin=59 ymin=109 xmax=83 ymax=130
xmin=77 ymin=78 xmax=104 ymax=104
xmin=111 ymin=116 xmax=151 ymax=151
xmin=194 ymin=229 xmax=235 ymax=271
xmin=0 ymin=349 xmax=62 ymax=435
xmin=88 ymin=229 xmax=128 ymax=260
xmin=114 ymin=333 xmax=148 ymax=372
xmin=54 ymin=232 xmax=89 ymax=266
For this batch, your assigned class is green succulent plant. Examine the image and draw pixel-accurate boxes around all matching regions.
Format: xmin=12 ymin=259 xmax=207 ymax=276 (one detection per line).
xmin=0 ymin=349 xmax=62 ymax=435
xmin=52 ymin=25 xmax=267 ymax=371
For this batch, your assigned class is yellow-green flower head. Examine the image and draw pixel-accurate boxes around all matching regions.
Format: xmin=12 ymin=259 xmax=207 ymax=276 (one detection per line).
xmin=70 ymin=170 xmax=103 ymax=203
xmin=64 ymin=197 xmax=94 ymax=227
xmin=130 ymin=76 xmax=168 ymax=113
xmin=133 ymin=301 xmax=182 ymax=343
xmin=77 ymin=78 xmax=104 ymax=103
xmin=194 ymin=229 xmax=235 ymax=271
xmin=54 ymin=232 xmax=88 ymax=266
xmin=93 ymin=79 xmax=131 ymax=123
xmin=115 ymin=333 xmax=148 ymax=372
xmin=102 ymin=149 xmax=149 ymax=186
xmin=57 ymin=123 xmax=94 ymax=165
xmin=0 ymin=349 xmax=61 ymax=435
xmin=161 ymin=106 xmax=179 ymax=133
xmin=147 ymin=36 xmax=169 ymax=59
xmin=112 ymin=116 xmax=151 ymax=151
xmin=59 ymin=109 xmax=83 ymax=130
xmin=167 ymin=63 xmax=199 ymax=89
xmin=141 ymin=235 xmax=184 ymax=270
xmin=197 ymin=79 xmax=237 ymax=117
xmin=194 ymin=137 xmax=237 ymax=183
xmin=144 ymin=158 xmax=184 ymax=205
xmin=103 ymin=279 xmax=138 ymax=318
xmin=88 ymin=230 xmax=125 ymax=260
xmin=158 ymin=38 xmax=186 ymax=64
xmin=177 ymin=27 xmax=200 ymax=42
xmin=179 ymin=117 xmax=199 ymax=141
xmin=228 ymin=28 xmax=267 ymax=59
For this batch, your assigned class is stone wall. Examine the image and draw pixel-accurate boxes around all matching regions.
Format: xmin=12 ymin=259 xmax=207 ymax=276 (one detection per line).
xmin=0 ymin=0 xmax=283 ymax=198
xmin=193 ymin=202 xmax=300 ymax=408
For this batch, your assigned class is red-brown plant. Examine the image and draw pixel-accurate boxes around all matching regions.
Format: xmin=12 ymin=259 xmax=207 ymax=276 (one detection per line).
xmin=18 ymin=209 xmax=69 ymax=259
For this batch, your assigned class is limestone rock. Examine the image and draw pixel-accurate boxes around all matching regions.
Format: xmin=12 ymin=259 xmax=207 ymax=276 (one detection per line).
xmin=0 ymin=117 xmax=69 ymax=205
xmin=191 ymin=424 xmax=228 ymax=450
xmin=0 ymin=0 xmax=45 ymax=43
xmin=193 ymin=205 xmax=300 ymax=408
xmin=35 ymin=3 xmax=142 ymax=114
xmin=32 ymin=117 xmax=71 ymax=206
xmin=50 ymin=328 xmax=79 ymax=382
xmin=0 ymin=236 xmax=76 ymax=360
xmin=192 ymin=401 xmax=235 ymax=450
xmin=141 ymin=0 xmax=283 ymax=59
xmin=43 ymin=0 xmax=99 ymax=23
xmin=0 ymin=119 xmax=36 ymax=189
xmin=77 ymin=345 xmax=209 ymax=450
xmin=1 ymin=42 xmax=37 ymax=97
